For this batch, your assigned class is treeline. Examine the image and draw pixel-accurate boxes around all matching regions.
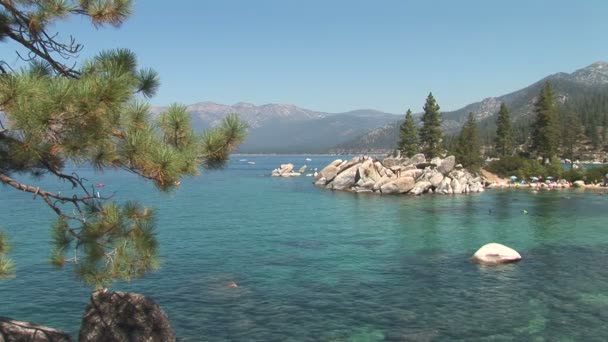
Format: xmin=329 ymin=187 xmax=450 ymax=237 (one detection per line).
xmin=396 ymin=81 xmax=608 ymax=180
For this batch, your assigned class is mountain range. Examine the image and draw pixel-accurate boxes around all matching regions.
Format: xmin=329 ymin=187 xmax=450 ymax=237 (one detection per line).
xmin=151 ymin=103 xmax=400 ymax=153
xmin=152 ymin=61 xmax=608 ymax=153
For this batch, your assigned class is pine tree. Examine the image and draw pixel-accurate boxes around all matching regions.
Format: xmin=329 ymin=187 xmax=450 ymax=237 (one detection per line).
xmin=0 ymin=1 xmax=247 ymax=287
xmin=419 ymin=92 xmax=443 ymax=158
xmin=495 ymin=102 xmax=513 ymax=156
xmin=397 ymin=109 xmax=419 ymax=157
xmin=455 ymin=113 xmax=483 ymax=170
xmin=561 ymin=111 xmax=584 ymax=166
xmin=531 ymin=82 xmax=559 ymax=162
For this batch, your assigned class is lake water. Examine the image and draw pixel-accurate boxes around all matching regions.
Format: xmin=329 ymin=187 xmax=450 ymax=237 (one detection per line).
xmin=1 ymin=155 xmax=608 ymax=341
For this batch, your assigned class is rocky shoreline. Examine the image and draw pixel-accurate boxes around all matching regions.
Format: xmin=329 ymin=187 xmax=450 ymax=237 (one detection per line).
xmin=312 ymin=153 xmax=485 ymax=195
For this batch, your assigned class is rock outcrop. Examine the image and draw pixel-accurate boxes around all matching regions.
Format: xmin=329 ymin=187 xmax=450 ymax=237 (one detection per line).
xmin=79 ymin=290 xmax=176 ymax=342
xmin=271 ymin=163 xmax=301 ymax=177
xmin=314 ymin=154 xmax=485 ymax=195
xmin=0 ymin=317 xmax=72 ymax=342
xmin=471 ymin=243 xmax=522 ymax=265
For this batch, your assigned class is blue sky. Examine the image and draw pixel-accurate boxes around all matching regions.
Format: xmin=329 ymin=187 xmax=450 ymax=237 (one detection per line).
xmin=5 ymin=0 xmax=608 ymax=113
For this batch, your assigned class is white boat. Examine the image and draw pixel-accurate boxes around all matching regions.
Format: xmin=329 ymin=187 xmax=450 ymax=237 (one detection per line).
xmin=305 ymin=173 xmax=313 ymax=177
xmin=305 ymin=158 xmax=312 ymax=161
xmin=247 ymin=161 xmax=256 ymax=165
xmin=239 ymin=159 xmax=248 ymax=162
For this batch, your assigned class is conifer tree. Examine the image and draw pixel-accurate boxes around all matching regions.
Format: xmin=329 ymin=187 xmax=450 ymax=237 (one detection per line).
xmin=455 ymin=113 xmax=483 ymax=170
xmin=419 ymin=93 xmax=443 ymax=158
xmin=397 ymin=109 xmax=419 ymax=157
xmin=495 ymin=102 xmax=513 ymax=156
xmin=561 ymin=111 xmax=584 ymax=167
xmin=531 ymin=82 xmax=559 ymax=162
xmin=0 ymin=1 xmax=247 ymax=287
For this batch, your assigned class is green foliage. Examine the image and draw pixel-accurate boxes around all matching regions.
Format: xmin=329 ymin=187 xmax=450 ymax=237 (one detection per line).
xmin=0 ymin=1 xmax=248 ymax=288
xmin=486 ymin=156 xmax=547 ymax=179
xmin=397 ymin=109 xmax=418 ymax=157
xmin=585 ymin=165 xmax=608 ymax=184
xmin=531 ymin=82 xmax=560 ymax=161
xmin=0 ymin=232 xmax=15 ymax=279
xmin=495 ymin=102 xmax=513 ymax=156
xmin=559 ymin=110 xmax=585 ymax=163
xmin=419 ymin=92 xmax=443 ymax=158
xmin=455 ymin=113 xmax=483 ymax=171
xmin=561 ymin=168 xmax=586 ymax=183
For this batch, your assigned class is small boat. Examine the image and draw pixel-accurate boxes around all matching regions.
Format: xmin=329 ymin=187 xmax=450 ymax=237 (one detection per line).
xmin=95 ymin=183 xmax=105 ymax=188
xmin=305 ymin=158 xmax=312 ymax=161
xmin=239 ymin=159 xmax=248 ymax=162
xmin=247 ymin=161 xmax=256 ymax=165
xmin=305 ymin=173 xmax=313 ymax=177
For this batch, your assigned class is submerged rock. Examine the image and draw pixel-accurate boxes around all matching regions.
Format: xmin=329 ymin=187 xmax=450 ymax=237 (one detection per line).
xmin=0 ymin=317 xmax=72 ymax=342
xmin=79 ymin=290 xmax=176 ymax=342
xmin=471 ymin=243 xmax=522 ymax=265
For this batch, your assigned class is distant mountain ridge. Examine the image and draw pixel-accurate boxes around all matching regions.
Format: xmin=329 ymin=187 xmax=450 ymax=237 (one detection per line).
xmin=149 ymin=61 xmax=608 ymax=153
xmin=337 ymin=61 xmax=608 ymax=151
xmin=151 ymin=102 xmax=400 ymax=153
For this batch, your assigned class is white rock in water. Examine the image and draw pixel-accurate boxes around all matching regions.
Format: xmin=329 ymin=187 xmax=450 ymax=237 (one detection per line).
xmin=472 ymin=243 xmax=522 ymax=265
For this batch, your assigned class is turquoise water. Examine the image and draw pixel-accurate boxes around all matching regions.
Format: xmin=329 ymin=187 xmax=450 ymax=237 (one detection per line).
xmin=1 ymin=155 xmax=608 ymax=341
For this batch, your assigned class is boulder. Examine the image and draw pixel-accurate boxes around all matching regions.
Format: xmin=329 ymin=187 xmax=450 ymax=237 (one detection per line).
xmin=398 ymin=157 xmax=411 ymax=166
xmin=469 ymin=181 xmax=484 ymax=193
xmin=279 ymin=163 xmax=294 ymax=173
xmin=573 ymin=180 xmax=585 ymax=188
xmin=280 ymin=172 xmax=301 ymax=177
xmin=409 ymin=154 xmax=426 ymax=165
xmin=372 ymin=176 xmax=393 ymax=191
xmin=271 ymin=163 xmax=298 ymax=177
xmin=316 ymin=165 xmax=340 ymax=182
xmin=437 ymin=156 xmax=456 ymax=174
xmin=471 ymin=243 xmax=522 ymax=265
xmin=298 ymin=165 xmax=307 ymax=173
xmin=411 ymin=180 xmax=432 ymax=195
xmin=79 ymin=290 xmax=176 ymax=342
xmin=328 ymin=165 xmax=358 ymax=190
xmin=401 ymin=169 xmax=423 ymax=179
xmin=357 ymin=160 xmax=381 ymax=183
xmin=451 ymin=178 xmax=463 ymax=194
xmin=0 ymin=317 xmax=72 ymax=342
xmin=436 ymin=177 xmax=453 ymax=194
xmin=382 ymin=158 xmax=399 ymax=168
xmin=430 ymin=157 xmax=442 ymax=166
xmin=429 ymin=172 xmax=444 ymax=187
xmin=380 ymin=177 xmax=416 ymax=195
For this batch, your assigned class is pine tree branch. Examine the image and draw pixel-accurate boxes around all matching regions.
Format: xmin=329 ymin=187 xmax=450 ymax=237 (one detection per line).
xmin=0 ymin=172 xmax=92 ymax=206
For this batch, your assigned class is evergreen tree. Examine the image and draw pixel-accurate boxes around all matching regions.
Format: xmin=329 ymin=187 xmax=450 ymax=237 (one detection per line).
xmin=0 ymin=1 xmax=247 ymax=287
xmin=397 ymin=109 xmax=419 ymax=157
xmin=455 ymin=113 xmax=483 ymax=170
xmin=419 ymin=92 xmax=443 ymax=158
xmin=495 ymin=102 xmax=513 ymax=156
xmin=531 ymin=82 xmax=559 ymax=162
xmin=560 ymin=111 xmax=584 ymax=167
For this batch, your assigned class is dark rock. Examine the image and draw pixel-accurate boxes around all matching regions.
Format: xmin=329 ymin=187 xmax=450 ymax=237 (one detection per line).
xmin=79 ymin=290 xmax=176 ymax=342
xmin=0 ymin=316 xmax=72 ymax=342
xmin=415 ymin=162 xmax=435 ymax=169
